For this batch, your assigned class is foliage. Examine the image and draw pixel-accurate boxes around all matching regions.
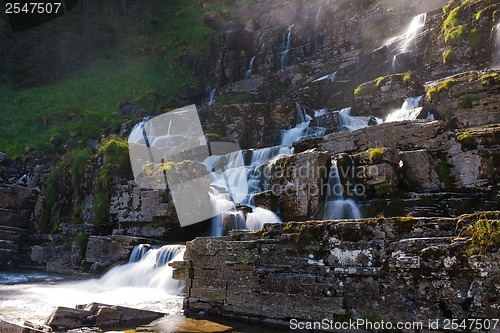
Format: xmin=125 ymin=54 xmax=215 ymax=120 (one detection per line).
xmin=45 ymin=164 xmax=62 ymax=206
xmin=436 ymin=158 xmax=454 ymax=189
xmin=458 ymin=95 xmax=474 ymax=108
xmin=0 ymin=0 xmax=219 ymax=156
xmin=443 ymin=49 xmax=456 ymax=65
xmin=456 ymin=131 xmax=477 ymax=150
xmin=466 ymin=219 xmax=500 ymax=255
xmin=205 ymin=131 xmax=222 ymax=139
xmin=75 ymin=232 xmax=89 ymax=257
xmin=426 ymin=87 xmax=440 ymax=103
xmin=92 ymin=192 xmax=110 ymax=225
xmin=442 ymin=7 xmax=464 ymax=45
xmin=368 ymin=147 xmax=385 ymax=163
xmin=468 ymin=28 xmax=481 ymax=47
xmin=439 ymin=78 xmax=456 ymax=91
xmin=67 ymin=148 xmax=92 ymax=192
xmin=97 ymin=136 xmax=129 ymax=169
xmin=217 ymin=93 xmax=251 ymax=105
xmin=403 ymin=72 xmax=414 ymax=82
xmin=479 ymin=73 xmax=500 ymax=86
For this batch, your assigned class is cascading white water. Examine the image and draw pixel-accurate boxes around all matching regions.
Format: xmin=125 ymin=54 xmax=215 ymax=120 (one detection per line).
xmin=313 ymin=71 xmax=337 ymax=83
xmin=260 ymin=42 xmax=266 ymax=54
xmin=322 ymin=160 xmax=361 ymax=220
xmin=385 ymin=96 xmax=424 ymax=122
xmin=0 ymin=245 xmax=186 ymax=324
xmin=281 ymin=25 xmax=293 ymax=70
xmin=245 ymin=56 xmax=256 ymax=78
xmin=338 ymin=107 xmax=369 ymax=132
xmin=129 ymin=244 xmax=150 ymax=263
xmin=390 ymin=13 xmax=427 ymax=72
xmin=401 ymin=13 xmax=427 ymax=51
xmin=96 ymin=245 xmax=185 ymax=294
xmin=492 ymin=23 xmax=500 ymax=69
xmin=207 ymin=88 xmax=216 ymax=106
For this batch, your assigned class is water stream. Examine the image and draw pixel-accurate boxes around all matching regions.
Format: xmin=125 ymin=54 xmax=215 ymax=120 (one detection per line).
xmin=0 ymin=245 xmax=185 ymax=325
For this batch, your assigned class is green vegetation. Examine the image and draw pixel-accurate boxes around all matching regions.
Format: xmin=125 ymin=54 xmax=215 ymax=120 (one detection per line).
xmin=456 ymin=131 xmax=477 ymax=150
xmin=443 ymin=49 xmax=456 ymax=65
xmin=426 ymin=87 xmax=440 ymax=103
xmin=458 ymin=95 xmax=474 ymax=108
xmin=442 ymin=7 xmax=465 ymax=45
xmin=0 ymin=0 xmax=220 ymax=156
xmin=426 ymin=79 xmax=456 ymax=103
xmin=217 ymin=93 xmax=251 ymax=105
xmin=97 ymin=136 xmax=129 ymax=169
xmin=205 ymin=131 xmax=222 ymax=139
xmin=479 ymin=73 xmax=500 ymax=86
xmin=466 ymin=219 xmax=500 ymax=255
xmin=90 ymin=136 xmax=129 ymax=225
xmin=468 ymin=28 xmax=481 ymax=47
xmin=403 ymin=72 xmax=414 ymax=82
xmin=436 ymin=158 xmax=454 ymax=189
xmin=368 ymin=147 xmax=385 ymax=163
xmin=75 ymin=232 xmax=89 ymax=257
xmin=374 ymin=76 xmax=385 ymax=87
xmin=374 ymin=185 xmax=398 ymax=198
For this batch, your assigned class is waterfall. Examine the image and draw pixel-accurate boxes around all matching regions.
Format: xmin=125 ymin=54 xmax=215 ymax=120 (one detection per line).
xmin=493 ymin=23 xmax=500 ymax=69
xmin=385 ymin=96 xmax=423 ymax=122
xmin=401 ymin=13 xmax=426 ymax=51
xmin=338 ymin=108 xmax=369 ymax=132
xmin=96 ymin=245 xmax=185 ymax=294
xmin=313 ymin=71 xmax=337 ymax=83
xmin=280 ymin=25 xmax=293 ymax=70
xmin=390 ymin=13 xmax=426 ymax=72
xmin=128 ymin=244 xmax=150 ymax=263
xmin=322 ymin=160 xmax=361 ymax=220
xmin=245 ymin=56 xmax=256 ymax=79
xmin=260 ymin=42 xmax=266 ymax=54
xmin=207 ymin=88 xmax=216 ymax=106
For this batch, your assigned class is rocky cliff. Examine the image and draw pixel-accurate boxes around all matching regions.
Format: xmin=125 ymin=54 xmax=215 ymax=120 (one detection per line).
xmin=0 ymin=0 xmax=499 ymax=328
xmin=172 ymin=212 xmax=500 ymax=330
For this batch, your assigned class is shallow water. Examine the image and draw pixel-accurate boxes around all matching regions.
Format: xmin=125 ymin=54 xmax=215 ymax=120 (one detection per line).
xmin=0 ymin=270 xmax=287 ymax=333
xmin=0 ymin=270 xmax=183 ymax=325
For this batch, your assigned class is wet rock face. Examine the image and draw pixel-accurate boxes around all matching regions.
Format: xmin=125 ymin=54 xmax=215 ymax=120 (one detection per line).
xmin=0 ymin=186 xmax=36 ymax=230
xmin=85 ymin=235 xmax=150 ymax=273
xmin=203 ymin=102 xmax=296 ymax=149
xmin=175 ymin=215 xmax=500 ymax=326
xmin=352 ymin=73 xmax=425 ymax=118
xmin=423 ymin=71 xmax=500 ymax=129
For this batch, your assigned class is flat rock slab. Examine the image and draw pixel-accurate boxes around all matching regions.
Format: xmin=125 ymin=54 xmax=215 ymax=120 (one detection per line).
xmin=46 ymin=303 xmax=165 ymax=331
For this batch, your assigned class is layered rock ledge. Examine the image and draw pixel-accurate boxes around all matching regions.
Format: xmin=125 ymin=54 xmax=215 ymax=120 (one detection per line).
xmin=172 ymin=213 xmax=500 ymax=331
